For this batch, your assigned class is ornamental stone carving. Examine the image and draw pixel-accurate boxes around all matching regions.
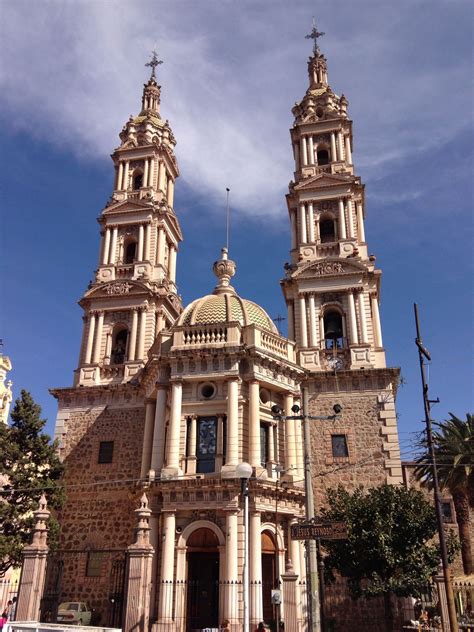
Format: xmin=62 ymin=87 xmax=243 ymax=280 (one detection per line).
xmin=314 ymin=262 xmax=344 ymax=276
xmin=105 ymin=282 xmax=133 ymax=295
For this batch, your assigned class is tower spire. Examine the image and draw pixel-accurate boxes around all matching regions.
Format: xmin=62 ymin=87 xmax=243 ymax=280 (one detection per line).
xmin=305 ymin=17 xmax=325 ymax=56
xmin=141 ymin=51 xmax=163 ymax=116
xmin=145 ymin=50 xmax=163 ymax=80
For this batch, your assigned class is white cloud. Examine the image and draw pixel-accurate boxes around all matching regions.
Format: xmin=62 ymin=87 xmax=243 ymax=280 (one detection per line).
xmin=0 ymin=1 xmax=471 ymax=219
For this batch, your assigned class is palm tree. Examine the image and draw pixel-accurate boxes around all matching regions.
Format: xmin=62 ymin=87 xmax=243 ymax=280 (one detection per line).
xmin=414 ymin=413 xmax=474 ymax=575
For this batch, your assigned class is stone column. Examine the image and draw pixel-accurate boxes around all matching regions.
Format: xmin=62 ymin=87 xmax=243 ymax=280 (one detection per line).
xmin=138 ymin=224 xmax=145 ymax=262
xmin=250 ymin=511 xmax=263 ymax=626
xmin=164 ymin=381 xmax=182 ymax=474
xmin=337 ymin=131 xmax=344 ymax=162
xmin=144 ymin=223 xmax=151 ymax=261
xmin=347 ymin=292 xmax=359 ymax=345
xmin=143 ymin=159 xmax=149 ymax=188
xmin=267 ymin=424 xmax=275 ymax=466
xmin=290 ymin=210 xmax=297 ymax=249
xmin=293 ymin=143 xmax=300 ymax=171
xmin=141 ymin=401 xmax=156 ymax=478
xmin=110 ymin=226 xmax=118 ymax=265
xmin=308 ymin=294 xmax=318 ymax=348
xmin=157 ymin=227 xmax=166 ymax=265
xmin=129 ymin=309 xmax=139 ymax=361
xmin=92 ymin=311 xmax=104 ymax=364
xmin=300 ymin=136 xmax=308 ymax=167
xmin=187 ymin=415 xmax=197 ymax=474
xmin=281 ymin=560 xmax=299 ymax=632
xmin=169 ymin=245 xmax=177 ymax=283
xmin=287 ymin=301 xmax=295 ymax=341
xmin=345 ymin=135 xmax=352 ymax=164
xmin=358 ymin=291 xmax=369 ymax=344
xmin=84 ymin=312 xmax=96 ymax=364
xmin=117 ymin=162 xmax=124 ymax=190
xmin=16 ymin=495 xmax=50 ymax=622
xmin=225 ymin=378 xmax=239 ymax=467
xmin=156 ymin=511 xmax=176 ymax=628
xmin=102 ymin=228 xmax=111 ymax=265
xmin=123 ymin=160 xmax=130 ymax=190
xmin=137 ymin=308 xmax=147 ymax=361
xmin=299 ymin=203 xmax=307 ymax=244
xmin=307 ymin=203 xmax=315 ymax=242
xmin=315 ymin=215 xmax=321 ymax=242
xmin=158 ymin=161 xmax=166 ymax=191
xmin=347 ymin=200 xmax=355 ymax=239
xmin=124 ymin=494 xmax=154 ymax=632
xmin=338 ymin=199 xmax=347 ymax=239
xmin=298 ymin=295 xmax=308 ymax=348
xmin=307 ymin=135 xmax=314 ymax=165
xmin=248 ymin=380 xmax=260 ymax=468
xmin=284 ymin=393 xmax=297 ymax=473
xmin=371 ymin=294 xmax=383 ymax=348
xmin=224 ymin=511 xmax=239 ymax=626
xmin=357 ymin=202 xmax=366 ymax=242
xmin=167 ymin=178 xmax=174 ymax=206
xmin=330 ymin=132 xmax=337 ymax=162
xmin=150 ymin=386 xmax=168 ymax=474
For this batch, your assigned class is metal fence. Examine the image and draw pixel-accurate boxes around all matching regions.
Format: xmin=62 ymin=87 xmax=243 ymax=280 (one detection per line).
xmin=0 ymin=578 xmax=19 ymax=611
xmin=4 ymin=624 xmax=121 ymax=632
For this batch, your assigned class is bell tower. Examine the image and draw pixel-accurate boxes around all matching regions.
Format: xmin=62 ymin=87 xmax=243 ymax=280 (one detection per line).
xmin=281 ymin=24 xmax=384 ymax=373
xmin=75 ymin=52 xmax=183 ymax=387
xmin=282 ymin=23 xmax=403 ymax=492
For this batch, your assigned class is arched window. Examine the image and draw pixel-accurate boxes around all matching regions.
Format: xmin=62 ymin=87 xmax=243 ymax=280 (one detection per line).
xmin=317 ymin=148 xmax=330 ymax=165
xmin=324 ymin=310 xmax=344 ymax=349
xmin=133 ymin=171 xmax=143 ymax=190
xmin=320 ymin=216 xmax=336 ymax=243
xmin=111 ymin=328 xmax=128 ymax=364
xmin=125 ymin=241 xmax=137 ymax=264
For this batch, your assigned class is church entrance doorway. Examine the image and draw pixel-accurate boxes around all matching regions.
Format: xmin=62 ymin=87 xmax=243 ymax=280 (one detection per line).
xmin=186 ymin=528 xmax=219 ymax=632
xmin=261 ymin=531 xmax=277 ymax=626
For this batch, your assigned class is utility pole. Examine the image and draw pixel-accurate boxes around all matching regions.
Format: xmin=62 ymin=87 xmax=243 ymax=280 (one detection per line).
xmin=271 ymin=389 xmax=342 ymax=632
xmin=414 ymin=303 xmax=459 ymax=632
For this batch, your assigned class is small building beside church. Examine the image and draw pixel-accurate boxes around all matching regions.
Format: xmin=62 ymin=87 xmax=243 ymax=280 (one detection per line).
xmin=18 ymin=25 xmax=404 ymax=632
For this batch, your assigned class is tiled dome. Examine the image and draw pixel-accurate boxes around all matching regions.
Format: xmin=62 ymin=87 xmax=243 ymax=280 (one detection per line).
xmin=175 ymin=248 xmax=278 ymax=334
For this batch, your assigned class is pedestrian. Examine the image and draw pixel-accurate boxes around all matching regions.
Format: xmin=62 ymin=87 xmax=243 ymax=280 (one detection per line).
xmin=220 ymin=619 xmax=230 ymax=632
xmin=0 ymin=611 xmax=7 ymax=631
xmin=255 ymin=623 xmax=266 ymax=632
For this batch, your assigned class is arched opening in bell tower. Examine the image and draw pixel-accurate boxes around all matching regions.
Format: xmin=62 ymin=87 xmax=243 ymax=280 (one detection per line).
xmin=111 ymin=327 xmax=128 ymax=364
xmin=320 ymin=215 xmax=336 ymax=243
xmin=132 ymin=170 xmax=143 ymax=190
xmin=316 ymin=147 xmax=330 ymax=165
xmin=124 ymin=239 xmax=137 ymax=264
xmin=323 ymin=310 xmax=344 ymax=349
xmin=186 ymin=527 xmax=220 ymax=631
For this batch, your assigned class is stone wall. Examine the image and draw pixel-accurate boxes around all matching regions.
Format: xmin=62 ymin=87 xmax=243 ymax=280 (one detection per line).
xmin=51 ymin=400 xmax=146 ymax=623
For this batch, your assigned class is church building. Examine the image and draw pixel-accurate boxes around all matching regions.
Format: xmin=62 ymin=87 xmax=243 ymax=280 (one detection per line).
xmin=23 ymin=24 xmax=402 ymax=632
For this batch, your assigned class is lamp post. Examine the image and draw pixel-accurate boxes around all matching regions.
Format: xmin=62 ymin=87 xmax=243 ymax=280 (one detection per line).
xmin=237 ymin=461 xmax=252 ymax=632
xmin=271 ymin=389 xmax=342 ymax=632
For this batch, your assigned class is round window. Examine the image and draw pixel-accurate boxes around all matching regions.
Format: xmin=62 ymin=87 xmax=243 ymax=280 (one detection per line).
xmin=200 ymin=383 xmax=216 ymax=399
xmin=260 ymin=389 xmax=270 ymax=405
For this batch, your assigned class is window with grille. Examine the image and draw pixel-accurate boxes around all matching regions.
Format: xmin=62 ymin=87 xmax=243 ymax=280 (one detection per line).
xmin=86 ymin=551 xmax=103 ymax=577
xmin=98 ymin=441 xmax=114 ymax=464
xmin=331 ymin=434 xmax=349 ymax=458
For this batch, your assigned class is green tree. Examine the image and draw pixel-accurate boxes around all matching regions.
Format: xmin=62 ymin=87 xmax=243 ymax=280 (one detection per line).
xmin=0 ymin=390 xmax=64 ymax=575
xmin=320 ymin=484 xmax=458 ymax=630
xmin=415 ymin=412 xmax=474 ymax=575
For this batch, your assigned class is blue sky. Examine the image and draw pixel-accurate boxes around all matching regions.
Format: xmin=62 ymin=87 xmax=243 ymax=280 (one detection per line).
xmin=1 ymin=0 xmax=473 ymax=461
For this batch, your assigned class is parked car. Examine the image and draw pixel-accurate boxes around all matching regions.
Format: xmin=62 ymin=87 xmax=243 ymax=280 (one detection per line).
xmin=57 ymin=602 xmax=92 ymax=626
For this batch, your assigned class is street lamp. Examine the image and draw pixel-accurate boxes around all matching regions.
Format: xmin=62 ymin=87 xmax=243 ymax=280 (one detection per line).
xmin=236 ymin=461 xmax=252 ymax=632
xmin=271 ymin=390 xmax=342 ymax=632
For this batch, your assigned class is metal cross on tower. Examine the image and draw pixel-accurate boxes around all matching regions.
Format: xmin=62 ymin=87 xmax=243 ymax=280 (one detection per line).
xmin=273 ymin=313 xmax=286 ymax=335
xmin=145 ymin=50 xmax=163 ymax=79
xmin=305 ymin=17 xmax=325 ymax=55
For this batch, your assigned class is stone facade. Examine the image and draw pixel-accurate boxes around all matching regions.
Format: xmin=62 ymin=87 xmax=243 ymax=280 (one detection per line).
xmin=34 ymin=27 xmax=407 ymax=632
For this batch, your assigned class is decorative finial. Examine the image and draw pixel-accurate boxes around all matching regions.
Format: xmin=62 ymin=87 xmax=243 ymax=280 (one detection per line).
xmin=305 ymin=17 xmax=325 ymax=55
xmin=145 ymin=50 xmax=163 ymax=79
xmin=213 ymin=247 xmax=236 ymax=295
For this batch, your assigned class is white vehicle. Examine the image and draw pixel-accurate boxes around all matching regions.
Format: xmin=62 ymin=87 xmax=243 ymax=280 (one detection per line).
xmin=57 ymin=602 xmax=92 ymax=626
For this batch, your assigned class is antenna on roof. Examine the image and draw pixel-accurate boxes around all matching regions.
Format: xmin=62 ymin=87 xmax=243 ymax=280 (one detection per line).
xmin=225 ymin=187 xmax=231 ymax=251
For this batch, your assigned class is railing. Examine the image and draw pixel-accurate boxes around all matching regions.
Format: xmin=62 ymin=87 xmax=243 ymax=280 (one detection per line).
xmin=183 ymin=326 xmax=228 ymax=345
xmin=4 ymin=625 xmax=121 ymax=632
xmin=314 ymin=164 xmax=331 ymax=174
xmin=260 ymin=330 xmax=290 ymax=358
xmin=115 ymin=264 xmax=134 ymax=278
xmin=316 ymin=242 xmax=339 ymax=257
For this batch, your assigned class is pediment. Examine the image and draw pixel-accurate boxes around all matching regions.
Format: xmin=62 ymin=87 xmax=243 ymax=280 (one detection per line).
xmin=294 ymin=172 xmax=353 ymax=191
xmin=84 ymin=279 xmax=151 ymax=299
xmin=103 ymin=198 xmax=154 ymax=214
xmin=293 ymin=257 xmax=366 ymax=279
